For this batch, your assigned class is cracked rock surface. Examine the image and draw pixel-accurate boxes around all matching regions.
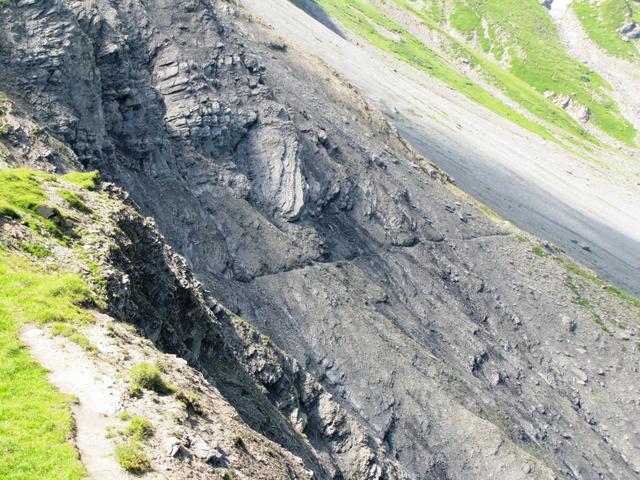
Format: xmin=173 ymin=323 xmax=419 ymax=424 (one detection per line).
xmin=1 ymin=0 xmax=640 ymax=478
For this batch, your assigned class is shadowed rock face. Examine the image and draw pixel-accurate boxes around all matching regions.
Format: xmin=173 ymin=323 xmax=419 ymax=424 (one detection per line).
xmin=1 ymin=0 xmax=640 ymax=479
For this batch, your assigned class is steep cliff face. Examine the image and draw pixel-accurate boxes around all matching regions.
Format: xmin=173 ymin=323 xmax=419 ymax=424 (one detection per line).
xmin=1 ymin=1 xmax=640 ymax=479
xmin=0 ymin=168 xmax=401 ymax=478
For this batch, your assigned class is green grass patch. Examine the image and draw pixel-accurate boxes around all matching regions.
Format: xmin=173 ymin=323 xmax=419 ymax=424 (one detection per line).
xmin=117 ymin=411 xmax=132 ymax=421
xmin=476 ymin=203 xmax=505 ymax=222
xmin=58 ymin=189 xmax=91 ymax=214
xmin=573 ymin=0 xmax=640 ymax=62
xmin=556 ymin=257 xmax=640 ymax=308
xmin=604 ymin=285 xmax=640 ymax=308
xmin=393 ymin=0 xmax=636 ymax=145
xmin=577 ymin=297 xmax=590 ymax=307
xmin=532 ymin=245 xmax=547 ymax=257
xmin=17 ymin=242 xmax=52 ymax=259
xmin=557 ymin=257 xmax=601 ymax=284
xmin=0 ymin=251 xmax=93 ymax=480
xmin=312 ymin=0 xmax=561 ymax=143
xmin=0 ymin=121 xmax=11 ymax=137
xmin=565 ymin=275 xmax=580 ymax=296
xmin=50 ymin=323 xmax=96 ymax=352
xmin=115 ymin=442 xmax=151 ymax=474
xmin=319 ymin=0 xmax=638 ymax=146
xmin=0 ymin=168 xmax=72 ymax=240
xmin=0 ymin=168 xmax=50 ymax=218
xmin=60 ymin=171 xmax=100 ymax=191
xmin=125 ymin=416 xmax=154 ymax=441
xmin=129 ymin=362 xmax=175 ymax=396
xmin=176 ymin=390 xmax=204 ymax=415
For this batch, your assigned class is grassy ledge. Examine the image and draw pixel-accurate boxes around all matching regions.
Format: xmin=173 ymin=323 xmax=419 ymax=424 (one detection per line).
xmin=443 ymin=0 xmax=636 ymax=144
xmin=573 ymin=0 xmax=640 ymax=63
xmin=0 ymin=168 xmax=103 ymax=479
xmin=303 ymin=0 xmax=636 ymax=146
xmin=0 ymin=251 xmax=90 ymax=480
xmin=310 ymin=0 xmax=559 ymax=143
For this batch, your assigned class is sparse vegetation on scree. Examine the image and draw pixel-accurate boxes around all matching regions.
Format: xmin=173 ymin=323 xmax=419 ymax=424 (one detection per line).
xmin=129 ymin=361 xmax=176 ymax=397
xmin=113 ymin=415 xmax=153 ymax=474
xmin=0 ymin=169 xmax=100 ymax=480
xmin=302 ymin=0 xmax=637 ymax=146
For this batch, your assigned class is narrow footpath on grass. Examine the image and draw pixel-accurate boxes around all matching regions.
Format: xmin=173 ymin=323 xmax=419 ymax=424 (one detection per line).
xmin=20 ymin=323 xmax=128 ymax=480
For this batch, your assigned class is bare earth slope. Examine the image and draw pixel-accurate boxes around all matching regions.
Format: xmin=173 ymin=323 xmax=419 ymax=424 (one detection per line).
xmin=242 ymin=0 xmax=640 ymax=297
xmin=1 ymin=0 xmax=640 ymax=479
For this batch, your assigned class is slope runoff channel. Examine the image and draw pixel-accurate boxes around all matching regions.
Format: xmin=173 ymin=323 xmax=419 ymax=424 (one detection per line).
xmin=241 ymin=0 xmax=640 ymax=296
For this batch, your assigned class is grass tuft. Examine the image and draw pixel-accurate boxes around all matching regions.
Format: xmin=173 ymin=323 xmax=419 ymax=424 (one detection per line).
xmin=115 ymin=442 xmax=151 ymax=474
xmin=592 ymin=314 xmax=611 ymax=334
xmin=129 ymin=362 xmax=175 ymax=396
xmin=125 ymin=416 xmax=154 ymax=441
xmin=176 ymin=389 xmax=204 ymax=415
xmin=532 ymin=245 xmax=547 ymax=257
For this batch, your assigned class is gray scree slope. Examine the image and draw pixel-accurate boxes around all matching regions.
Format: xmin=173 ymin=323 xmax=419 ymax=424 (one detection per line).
xmin=242 ymin=0 xmax=640 ymax=297
xmin=1 ymin=0 xmax=640 ymax=479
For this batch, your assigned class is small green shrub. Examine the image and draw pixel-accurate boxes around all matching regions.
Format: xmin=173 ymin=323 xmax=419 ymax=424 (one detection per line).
xmin=125 ymin=416 xmax=154 ymax=441
xmin=30 ymin=125 xmax=45 ymax=136
xmin=0 ymin=121 xmax=10 ymax=136
xmin=176 ymin=390 xmax=204 ymax=414
xmin=117 ymin=411 xmax=131 ymax=421
xmin=115 ymin=442 xmax=151 ymax=474
xmin=129 ymin=362 xmax=175 ymax=396
xmin=532 ymin=245 xmax=547 ymax=257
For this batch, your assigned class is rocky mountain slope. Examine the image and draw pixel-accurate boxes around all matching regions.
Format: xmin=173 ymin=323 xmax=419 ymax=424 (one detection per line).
xmin=0 ymin=168 xmax=404 ymax=479
xmin=1 ymin=0 xmax=640 ymax=479
xmin=246 ymin=0 xmax=640 ymax=297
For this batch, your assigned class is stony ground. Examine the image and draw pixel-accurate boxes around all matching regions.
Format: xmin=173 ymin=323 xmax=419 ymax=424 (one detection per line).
xmin=22 ymin=315 xmax=316 ymax=480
